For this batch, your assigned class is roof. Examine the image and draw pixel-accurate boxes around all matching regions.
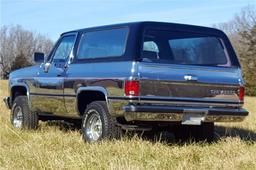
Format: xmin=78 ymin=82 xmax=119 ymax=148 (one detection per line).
xmin=61 ymin=21 xmax=224 ymax=36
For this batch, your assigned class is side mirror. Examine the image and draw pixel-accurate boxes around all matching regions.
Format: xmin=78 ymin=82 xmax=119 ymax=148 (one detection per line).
xmin=34 ymin=52 xmax=45 ymax=64
xmin=43 ymin=62 xmax=51 ymax=73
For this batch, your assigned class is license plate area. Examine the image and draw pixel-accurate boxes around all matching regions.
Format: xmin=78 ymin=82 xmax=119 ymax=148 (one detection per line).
xmin=182 ymin=109 xmax=207 ymax=125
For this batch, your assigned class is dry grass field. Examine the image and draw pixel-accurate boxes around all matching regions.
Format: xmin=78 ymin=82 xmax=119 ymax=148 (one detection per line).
xmin=0 ymin=80 xmax=255 ymax=170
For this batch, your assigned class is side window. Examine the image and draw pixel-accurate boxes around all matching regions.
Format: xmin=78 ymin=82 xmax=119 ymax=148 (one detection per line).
xmin=51 ymin=35 xmax=76 ymax=63
xmin=142 ymin=41 xmax=160 ymax=60
xmin=77 ymin=28 xmax=128 ymax=59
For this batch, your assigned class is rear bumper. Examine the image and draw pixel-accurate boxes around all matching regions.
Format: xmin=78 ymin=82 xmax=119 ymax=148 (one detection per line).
xmin=3 ymin=97 xmax=11 ymax=109
xmin=122 ymin=105 xmax=248 ymax=123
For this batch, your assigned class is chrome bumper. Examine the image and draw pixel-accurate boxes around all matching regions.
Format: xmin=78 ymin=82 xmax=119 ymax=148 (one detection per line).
xmin=3 ymin=97 xmax=11 ymax=109
xmin=121 ymin=105 xmax=248 ymax=123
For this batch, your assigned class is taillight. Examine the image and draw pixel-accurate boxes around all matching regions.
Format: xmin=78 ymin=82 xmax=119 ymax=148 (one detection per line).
xmin=239 ymin=86 xmax=245 ymax=101
xmin=125 ymin=80 xmax=139 ymax=96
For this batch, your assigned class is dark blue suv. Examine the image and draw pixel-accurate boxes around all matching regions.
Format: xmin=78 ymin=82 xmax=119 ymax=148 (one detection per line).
xmin=4 ymin=22 xmax=248 ymax=142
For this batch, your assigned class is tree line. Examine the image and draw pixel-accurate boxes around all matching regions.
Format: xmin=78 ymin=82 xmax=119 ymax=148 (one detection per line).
xmin=0 ymin=5 xmax=255 ymax=95
xmin=0 ymin=25 xmax=53 ymax=79
xmin=214 ymin=5 xmax=256 ymax=96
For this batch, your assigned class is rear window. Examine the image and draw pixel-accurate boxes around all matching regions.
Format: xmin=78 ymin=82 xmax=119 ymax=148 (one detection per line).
xmin=141 ymin=29 xmax=231 ymax=66
xmin=77 ymin=28 xmax=128 ymax=59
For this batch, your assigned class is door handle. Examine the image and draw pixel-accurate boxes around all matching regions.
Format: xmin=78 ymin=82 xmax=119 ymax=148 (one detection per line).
xmin=184 ymin=75 xmax=198 ymax=81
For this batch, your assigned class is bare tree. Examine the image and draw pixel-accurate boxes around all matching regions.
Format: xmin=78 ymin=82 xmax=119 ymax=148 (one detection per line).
xmin=0 ymin=25 xmax=53 ymax=79
xmin=214 ymin=5 xmax=256 ymax=96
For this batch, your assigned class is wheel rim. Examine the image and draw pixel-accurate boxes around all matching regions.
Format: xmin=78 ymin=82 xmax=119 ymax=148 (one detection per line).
xmin=13 ymin=106 xmax=23 ymax=128
xmin=84 ymin=109 xmax=102 ymax=141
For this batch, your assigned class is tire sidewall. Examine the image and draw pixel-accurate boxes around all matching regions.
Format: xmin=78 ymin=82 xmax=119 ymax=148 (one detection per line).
xmin=82 ymin=103 xmax=107 ymax=142
xmin=10 ymin=96 xmax=38 ymax=129
xmin=11 ymin=98 xmax=25 ymax=128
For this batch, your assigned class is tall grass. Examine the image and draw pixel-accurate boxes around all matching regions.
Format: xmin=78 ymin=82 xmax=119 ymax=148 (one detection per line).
xmin=0 ymin=80 xmax=255 ymax=170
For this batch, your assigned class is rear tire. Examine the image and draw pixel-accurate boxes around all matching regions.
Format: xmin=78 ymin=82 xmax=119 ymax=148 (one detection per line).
xmin=11 ymin=96 xmax=39 ymax=129
xmin=81 ymin=101 xmax=122 ymax=142
xmin=174 ymin=122 xmax=214 ymax=142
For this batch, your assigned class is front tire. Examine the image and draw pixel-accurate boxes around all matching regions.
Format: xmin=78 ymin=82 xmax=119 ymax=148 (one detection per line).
xmin=11 ymin=96 xmax=39 ymax=129
xmin=82 ymin=101 xmax=121 ymax=142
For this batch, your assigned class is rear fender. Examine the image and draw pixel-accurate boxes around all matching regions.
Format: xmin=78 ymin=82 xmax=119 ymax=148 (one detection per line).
xmin=76 ymin=86 xmax=109 ymax=114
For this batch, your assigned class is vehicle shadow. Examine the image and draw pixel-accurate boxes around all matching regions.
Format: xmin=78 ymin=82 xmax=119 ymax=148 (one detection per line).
xmin=43 ymin=120 xmax=256 ymax=144
xmin=214 ymin=125 xmax=256 ymax=142
xmin=125 ymin=125 xmax=256 ymax=144
xmin=44 ymin=120 xmax=81 ymax=132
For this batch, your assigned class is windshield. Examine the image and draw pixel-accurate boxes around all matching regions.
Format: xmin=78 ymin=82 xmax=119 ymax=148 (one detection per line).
xmin=141 ymin=29 xmax=231 ymax=67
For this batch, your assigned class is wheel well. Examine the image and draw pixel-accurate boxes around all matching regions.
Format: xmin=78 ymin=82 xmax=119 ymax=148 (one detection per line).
xmin=77 ymin=91 xmax=106 ymax=115
xmin=11 ymin=86 xmax=27 ymax=103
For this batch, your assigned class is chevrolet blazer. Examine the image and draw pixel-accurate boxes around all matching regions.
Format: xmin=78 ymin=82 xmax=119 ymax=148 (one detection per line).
xmin=3 ymin=22 xmax=249 ymax=142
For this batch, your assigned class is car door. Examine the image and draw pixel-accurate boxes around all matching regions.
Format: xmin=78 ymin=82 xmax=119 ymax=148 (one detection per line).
xmin=31 ymin=33 xmax=77 ymax=115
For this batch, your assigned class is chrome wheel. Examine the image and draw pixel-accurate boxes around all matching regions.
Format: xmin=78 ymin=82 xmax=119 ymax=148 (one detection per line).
xmin=84 ymin=109 xmax=102 ymax=141
xmin=13 ymin=106 xmax=23 ymax=128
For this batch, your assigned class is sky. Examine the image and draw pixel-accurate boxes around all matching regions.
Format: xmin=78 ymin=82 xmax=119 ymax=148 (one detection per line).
xmin=1 ymin=0 xmax=255 ymax=41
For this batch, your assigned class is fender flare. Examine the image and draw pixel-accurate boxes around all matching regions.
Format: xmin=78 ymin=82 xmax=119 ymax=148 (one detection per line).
xmin=76 ymin=86 xmax=110 ymax=114
xmin=10 ymin=83 xmax=31 ymax=109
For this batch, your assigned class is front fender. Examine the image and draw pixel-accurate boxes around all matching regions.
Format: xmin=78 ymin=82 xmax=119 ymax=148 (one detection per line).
xmin=10 ymin=82 xmax=31 ymax=109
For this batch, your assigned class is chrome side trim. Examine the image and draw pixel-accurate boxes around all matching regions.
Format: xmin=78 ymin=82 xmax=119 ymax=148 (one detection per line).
xmin=108 ymin=99 xmax=129 ymax=117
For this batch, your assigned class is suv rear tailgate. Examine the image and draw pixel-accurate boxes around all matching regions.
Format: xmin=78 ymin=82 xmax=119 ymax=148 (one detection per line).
xmin=138 ymin=63 xmax=243 ymax=108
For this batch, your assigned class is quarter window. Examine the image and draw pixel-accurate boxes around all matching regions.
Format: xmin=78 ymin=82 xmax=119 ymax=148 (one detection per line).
xmin=77 ymin=28 xmax=128 ymax=59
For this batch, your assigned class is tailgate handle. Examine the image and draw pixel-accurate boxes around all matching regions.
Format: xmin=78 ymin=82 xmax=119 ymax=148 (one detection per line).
xmin=184 ymin=75 xmax=198 ymax=81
